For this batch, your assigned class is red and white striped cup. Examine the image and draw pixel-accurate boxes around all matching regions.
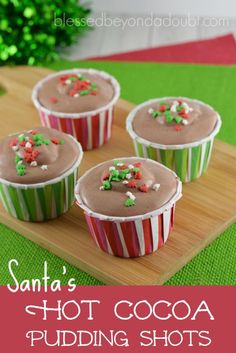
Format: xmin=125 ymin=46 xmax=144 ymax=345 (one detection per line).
xmin=32 ymin=69 xmax=120 ymax=151
xmin=75 ymin=158 xmax=182 ymax=258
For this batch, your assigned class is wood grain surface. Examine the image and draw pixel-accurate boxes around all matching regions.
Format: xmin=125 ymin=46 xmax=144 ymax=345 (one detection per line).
xmin=0 ymin=66 xmax=236 ymax=285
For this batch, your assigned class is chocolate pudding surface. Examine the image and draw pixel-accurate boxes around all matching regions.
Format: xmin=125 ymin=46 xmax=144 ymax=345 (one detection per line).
xmin=37 ymin=71 xmax=115 ymax=114
xmin=77 ymin=158 xmax=180 ymax=217
xmin=132 ymin=98 xmax=219 ymax=145
xmin=0 ymin=127 xmax=81 ymax=184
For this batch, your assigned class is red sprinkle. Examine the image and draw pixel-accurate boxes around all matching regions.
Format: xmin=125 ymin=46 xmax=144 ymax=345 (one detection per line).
xmin=91 ymin=91 xmax=98 ymax=95
xmin=133 ymin=162 xmax=141 ymax=167
xmin=32 ymin=150 xmax=39 ymax=158
xmin=159 ymin=105 xmax=166 ymax=112
xmin=178 ymin=99 xmax=183 ymax=104
xmin=19 ymin=141 xmax=26 ymax=147
xmin=9 ymin=138 xmax=18 ymax=147
xmin=101 ymin=172 xmax=110 ymax=181
xmin=50 ymin=96 xmax=58 ymax=104
xmin=181 ymin=113 xmax=190 ymax=119
xmin=139 ymin=184 xmax=149 ymax=192
xmin=134 ymin=171 xmax=142 ymax=180
xmin=121 ymin=164 xmax=128 ymax=170
xmin=127 ymin=180 xmax=137 ymax=188
xmin=175 ymin=125 xmax=182 ymax=131
xmin=69 ymin=90 xmax=77 ymax=97
xmin=51 ymin=138 xmax=60 ymax=145
xmin=29 ymin=130 xmax=37 ymax=135
xmin=24 ymin=147 xmax=33 ymax=153
xmin=178 ymin=109 xmax=186 ymax=115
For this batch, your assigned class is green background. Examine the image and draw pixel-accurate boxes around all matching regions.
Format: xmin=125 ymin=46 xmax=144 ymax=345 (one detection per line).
xmin=0 ymin=61 xmax=236 ymax=285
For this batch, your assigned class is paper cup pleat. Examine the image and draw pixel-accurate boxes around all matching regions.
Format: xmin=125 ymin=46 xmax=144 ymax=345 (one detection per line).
xmin=133 ymin=138 xmax=214 ymax=182
xmin=83 ymin=205 xmax=175 ymax=258
xmin=0 ymin=170 xmax=79 ymax=222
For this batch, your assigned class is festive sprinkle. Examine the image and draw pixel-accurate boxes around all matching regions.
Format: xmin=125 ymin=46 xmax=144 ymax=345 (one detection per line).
xmin=125 ymin=198 xmax=135 ymax=207
xmin=134 ymin=162 xmax=141 ymax=167
xmin=149 ymin=100 xmax=193 ymax=131
xmin=127 ymin=180 xmax=137 ymax=188
xmin=102 ymin=180 xmax=112 ymax=190
xmin=30 ymin=161 xmax=37 ymax=167
xmin=12 ymin=145 xmax=19 ymax=151
xmin=152 ymin=183 xmax=160 ymax=191
xmin=126 ymin=173 xmax=132 ymax=180
xmin=51 ymin=138 xmax=60 ymax=145
xmin=25 ymin=142 xmax=32 ymax=148
xmin=126 ymin=191 xmax=136 ymax=201
xmin=175 ymin=125 xmax=182 ymax=131
xmin=134 ymin=171 xmax=142 ymax=180
xmin=50 ymin=96 xmax=58 ymax=104
xmin=18 ymin=134 xmax=25 ymax=142
xmin=60 ymin=139 xmax=65 ymax=145
xmin=122 ymin=180 xmax=128 ymax=184
xmin=109 ymin=166 xmax=116 ymax=171
xmin=139 ymin=184 xmax=149 ymax=192
xmin=41 ymin=165 xmax=48 ymax=171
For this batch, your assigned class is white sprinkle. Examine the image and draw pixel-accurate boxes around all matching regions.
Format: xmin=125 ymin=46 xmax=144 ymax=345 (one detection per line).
xmin=123 ymin=180 xmax=128 ymax=184
xmin=41 ymin=165 xmax=48 ymax=171
xmin=173 ymin=100 xmax=179 ymax=106
xmin=77 ymin=73 xmax=82 ymax=78
xmin=148 ymin=108 xmax=154 ymax=114
xmin=152 ymin=183 xmax=161 ymax=191
xmin=17 ymin=160 xmax=23 ymax=165
xmin=117 ymin=163 xmax=124 ymax=167
xmin=25 ymin=136 xmax=30 ymax=141
xmin=65 ymin=79 xmax=71 ymax=85
xmin=12 ymin=145 xmax=19 ymax=151
xmin=126 ymin=191 xmax=136 ymax=201
xmin=30 ymin=161 xmax=37 ymax=167
xmin=126 ymin=173 xmax=132 ymax=180
xmin=109 ymin=166 xmax=116 ymax=171
xmin=16 ymin=151 xmax=24 ymax=158
xmin=182 ymin=119 xmax=189 ymax=125
xmin=74 ymin=93 xmax=80 ymax=98
xmin=25 ymin=142 xmax=32 ymax=148
xmin=128 ymin=164 xmax=134 ymax=170
xmin=99 ymin=186 xmax=104 ymax=190
xmin=170 ymin=104 xmax=177 ymax=113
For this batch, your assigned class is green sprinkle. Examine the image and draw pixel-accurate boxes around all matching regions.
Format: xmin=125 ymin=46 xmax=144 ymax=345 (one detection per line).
xmin=35 ymin=140 xmax=42 ymax=146
xmin=78 ymin=75 xmax=85 ymax=81
xmin=91 ymin=83 xmax=97 ymax=90
xmin=16 ymin=164 xmax=26 ymax=176
xmin=175 ymin=116 xmax=183 ymax=124
xmin=33 ymin=134 xmax=43 ymax=141
xmin=119 ymin=171 xmax=127 ymax=180
xmin=133 ymin=167 xmax=140 ymax=173
xmin=43 ymin=139 xmax=50 ymax=145
xmin=177 ymin=105 xmax=184 ymax=112
xmin=59 ymin=139 xmax=65 ymax=145
xmin=152 ymin=111 xmax=161 ymax=118
xmin=122 ymin=168 xmax=130 ymax=174
xmin=114 ymin=160 xmax=121 ymax=166
xmin=80 ymin=90 xmax=89 ymax=96
xmin=165 ymin=105 xmax=171 ymax=111
xmin=69 ymin=76 xmax=77 ymax=81
xmin=165 ymin=112 xmax=174 ymax=123
xmin=125 ymin=198 xmax=135 ymax=207
xmin=15 ymin=155 xmax=21 ymax=164
xmin=103 ymin=180 xmax=112 ymax=190
xmin=18 ymin=134 xmax=25 ymax=142
xmin=109 ymin=169 xmax=120 ymax=181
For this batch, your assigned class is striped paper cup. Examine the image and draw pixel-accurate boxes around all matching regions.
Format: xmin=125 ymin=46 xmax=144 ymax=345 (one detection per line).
xmin=32 ymin=69 xmax=120 ymax=151
xmin=0 ymin=137 xmax=83 ymax=222
xmin=126 ymin=97 xmax=222 ymax=183
xmin=75 ymin=158 xmax=182 ymax=258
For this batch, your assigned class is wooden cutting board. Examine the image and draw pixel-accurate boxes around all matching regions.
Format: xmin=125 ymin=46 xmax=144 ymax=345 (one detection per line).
xmin=0 ymin=66 xmax=236 ymax=285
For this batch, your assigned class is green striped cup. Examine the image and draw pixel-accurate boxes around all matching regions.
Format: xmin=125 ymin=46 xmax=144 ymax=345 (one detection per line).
xmin=0 ymin=139 xmax=83 ymax=222
xmin=126 ymin=97 xmax=222 ymax=183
